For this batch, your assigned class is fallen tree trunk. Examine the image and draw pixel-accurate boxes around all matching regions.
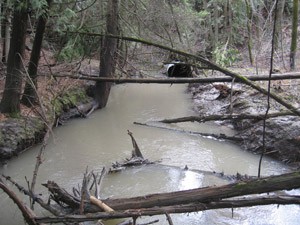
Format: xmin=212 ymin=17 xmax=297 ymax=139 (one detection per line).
xmin=53 ymin=73 xmax=300 ymax=84
xmin=156 ymin=111 xmax=294 ymax=124
xmin=44 ymin=171 xmax=300 ymax=213
xmin=133 ymin=121 xmax=242 ymax=141
xmin=3 ymin=170 xmax=300 ymax=224
xmin=34 ymin=195 xmax=300 ymax=223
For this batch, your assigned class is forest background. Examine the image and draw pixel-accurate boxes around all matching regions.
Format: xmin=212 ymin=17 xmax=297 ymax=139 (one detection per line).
xmin=0 ymin=0 xmax=299 ymax=117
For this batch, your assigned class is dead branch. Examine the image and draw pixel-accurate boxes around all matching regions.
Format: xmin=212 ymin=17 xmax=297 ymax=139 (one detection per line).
xmin=96 ymin=167 xmax=107 ymax=198
xmin=79 ymin=170 xmax=90 ymax=214
xmin=156 ymin=111 xmax=294 ymax=124
xmin=42 ymin=181 xmax=80 ymax=208
xmin=0 ymin=178 xmax=40 ymax=225
xmin=258 ymin=0 xmax=280 ymax=178
xmin=53 ymin=73 xmax=300 ymax=84
xmin=30 ymin=129 xmax=51 ymax=209
xmin=165 ymin=213 xmax=174 ymax=225
xmin=133 ymin=121 xmax=242 ymax=142
xmin=127 ymin=130 xmax=144 ymax=158
xmin=2 ymin=175 xmax=67 ymax=216
xmin=90 ymin=169 xmax=107 ymax=199
xmin=110 ymin=131 xmax=156 ymax=171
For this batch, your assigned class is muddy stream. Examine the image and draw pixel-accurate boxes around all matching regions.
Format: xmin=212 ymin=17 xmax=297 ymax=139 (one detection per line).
xmin=0 ymin=84 xmax=299 ymax=224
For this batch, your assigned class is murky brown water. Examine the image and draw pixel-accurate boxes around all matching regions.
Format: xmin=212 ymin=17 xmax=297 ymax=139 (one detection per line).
xmin=0 ymin=84 xmax=299 ymax=225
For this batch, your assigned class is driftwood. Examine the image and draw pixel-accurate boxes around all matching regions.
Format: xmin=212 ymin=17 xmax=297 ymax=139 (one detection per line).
xmin=110 ymin=130 xmax=156 ymax=171
xmin=128 ymin=130 xmax=144 ymax=158
xmin=156 ymin=111 xmax=294 ymax=124
xmin=35 ymin=171 xmax=300 ymax=223
xmin=34 ymin=195 xmax=300 ymax=223
xmin=133 ymin=121 xmax=242 ymax=142
xmin=2 ymin=164 xmax=300 ymax=224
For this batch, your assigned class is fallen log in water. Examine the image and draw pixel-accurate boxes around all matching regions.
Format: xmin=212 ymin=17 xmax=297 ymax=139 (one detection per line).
xmin=156 ymin=111 xmax=294 ymax=124
xmin=2 ymin=165 xmax=300 ymax=224
xmin=34 ymin=195 xmax=300 ymax=223
xmin=43 ymin=171 xmax=300 ymax=213
xmin=133 ymin=121 xmax=242 ymax=142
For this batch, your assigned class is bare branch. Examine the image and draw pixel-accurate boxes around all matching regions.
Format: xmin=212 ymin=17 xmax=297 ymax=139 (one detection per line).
xmin=0 ymin=178 xmax=40 ymax=225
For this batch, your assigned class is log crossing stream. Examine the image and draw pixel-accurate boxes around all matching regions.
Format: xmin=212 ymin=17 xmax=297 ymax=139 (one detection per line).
xmin=0 ymin=84 xmax=299 ymax=224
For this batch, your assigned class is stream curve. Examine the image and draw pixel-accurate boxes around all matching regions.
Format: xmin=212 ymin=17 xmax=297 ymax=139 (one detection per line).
xmin=0 ymin=84 xmax=299 ymax=225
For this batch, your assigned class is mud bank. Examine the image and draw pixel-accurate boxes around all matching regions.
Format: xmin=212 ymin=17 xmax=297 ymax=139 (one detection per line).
xmin=0 ymin=87 xmax=93 ymax=162
xmin=189 ymin=83 xmax=300 ymax=167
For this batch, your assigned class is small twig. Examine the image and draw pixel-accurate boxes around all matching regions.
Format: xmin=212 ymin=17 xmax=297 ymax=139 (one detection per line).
xmin=25 ymin=176 xmax=33 ymax=208
xmin=92 ymin=172 xmax=99 ymax=199
xmin=30 ymin=129 xmax=51 ymax=209
xmin=165 ymin=213 xmax=174 ymax=225
xmin=258 ymin=0 xmax=279 ymax=178
xmin=96 ymin=167 xmax=107 ymax=199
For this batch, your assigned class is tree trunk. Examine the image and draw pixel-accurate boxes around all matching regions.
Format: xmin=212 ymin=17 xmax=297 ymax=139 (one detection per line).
xmin=35 ymin=193 xmax=300 ymax=223
xmin=43 ymin=171 xmax=300 ymax=213
xmin=290 ymin=0 xmax=298 ymax=70
xmin=0 ymin=1 xmax=28 ymax=114
xmin=54 ymin=72 xmax=300 ymax=83
xmin=213 ymin=1 xmax=219 ymax=46
xmin=93 ymin=0 xmax=119 ymax=109
xmin=21 ymin=0 xmax=52 ymax=107
xmin=1 ymin=0 xmax=11 ymax=63
xmin=274 ymin=0 xmax=285 ymax=51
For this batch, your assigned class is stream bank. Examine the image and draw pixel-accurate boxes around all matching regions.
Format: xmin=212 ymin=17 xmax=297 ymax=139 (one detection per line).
xmin=188 ymin=82 xmax=300 ymax=167
xmin=0 ymin=85 xmax=93 ymax=161
xmin=1 ymin=77 xmax=300 ymax=167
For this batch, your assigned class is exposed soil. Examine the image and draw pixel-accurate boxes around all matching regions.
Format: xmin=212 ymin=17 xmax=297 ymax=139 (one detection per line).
xmin=0 ymin=48 xmax=95 ymax=162
xmin=188 ymin=75 xmax=300 ymax=167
